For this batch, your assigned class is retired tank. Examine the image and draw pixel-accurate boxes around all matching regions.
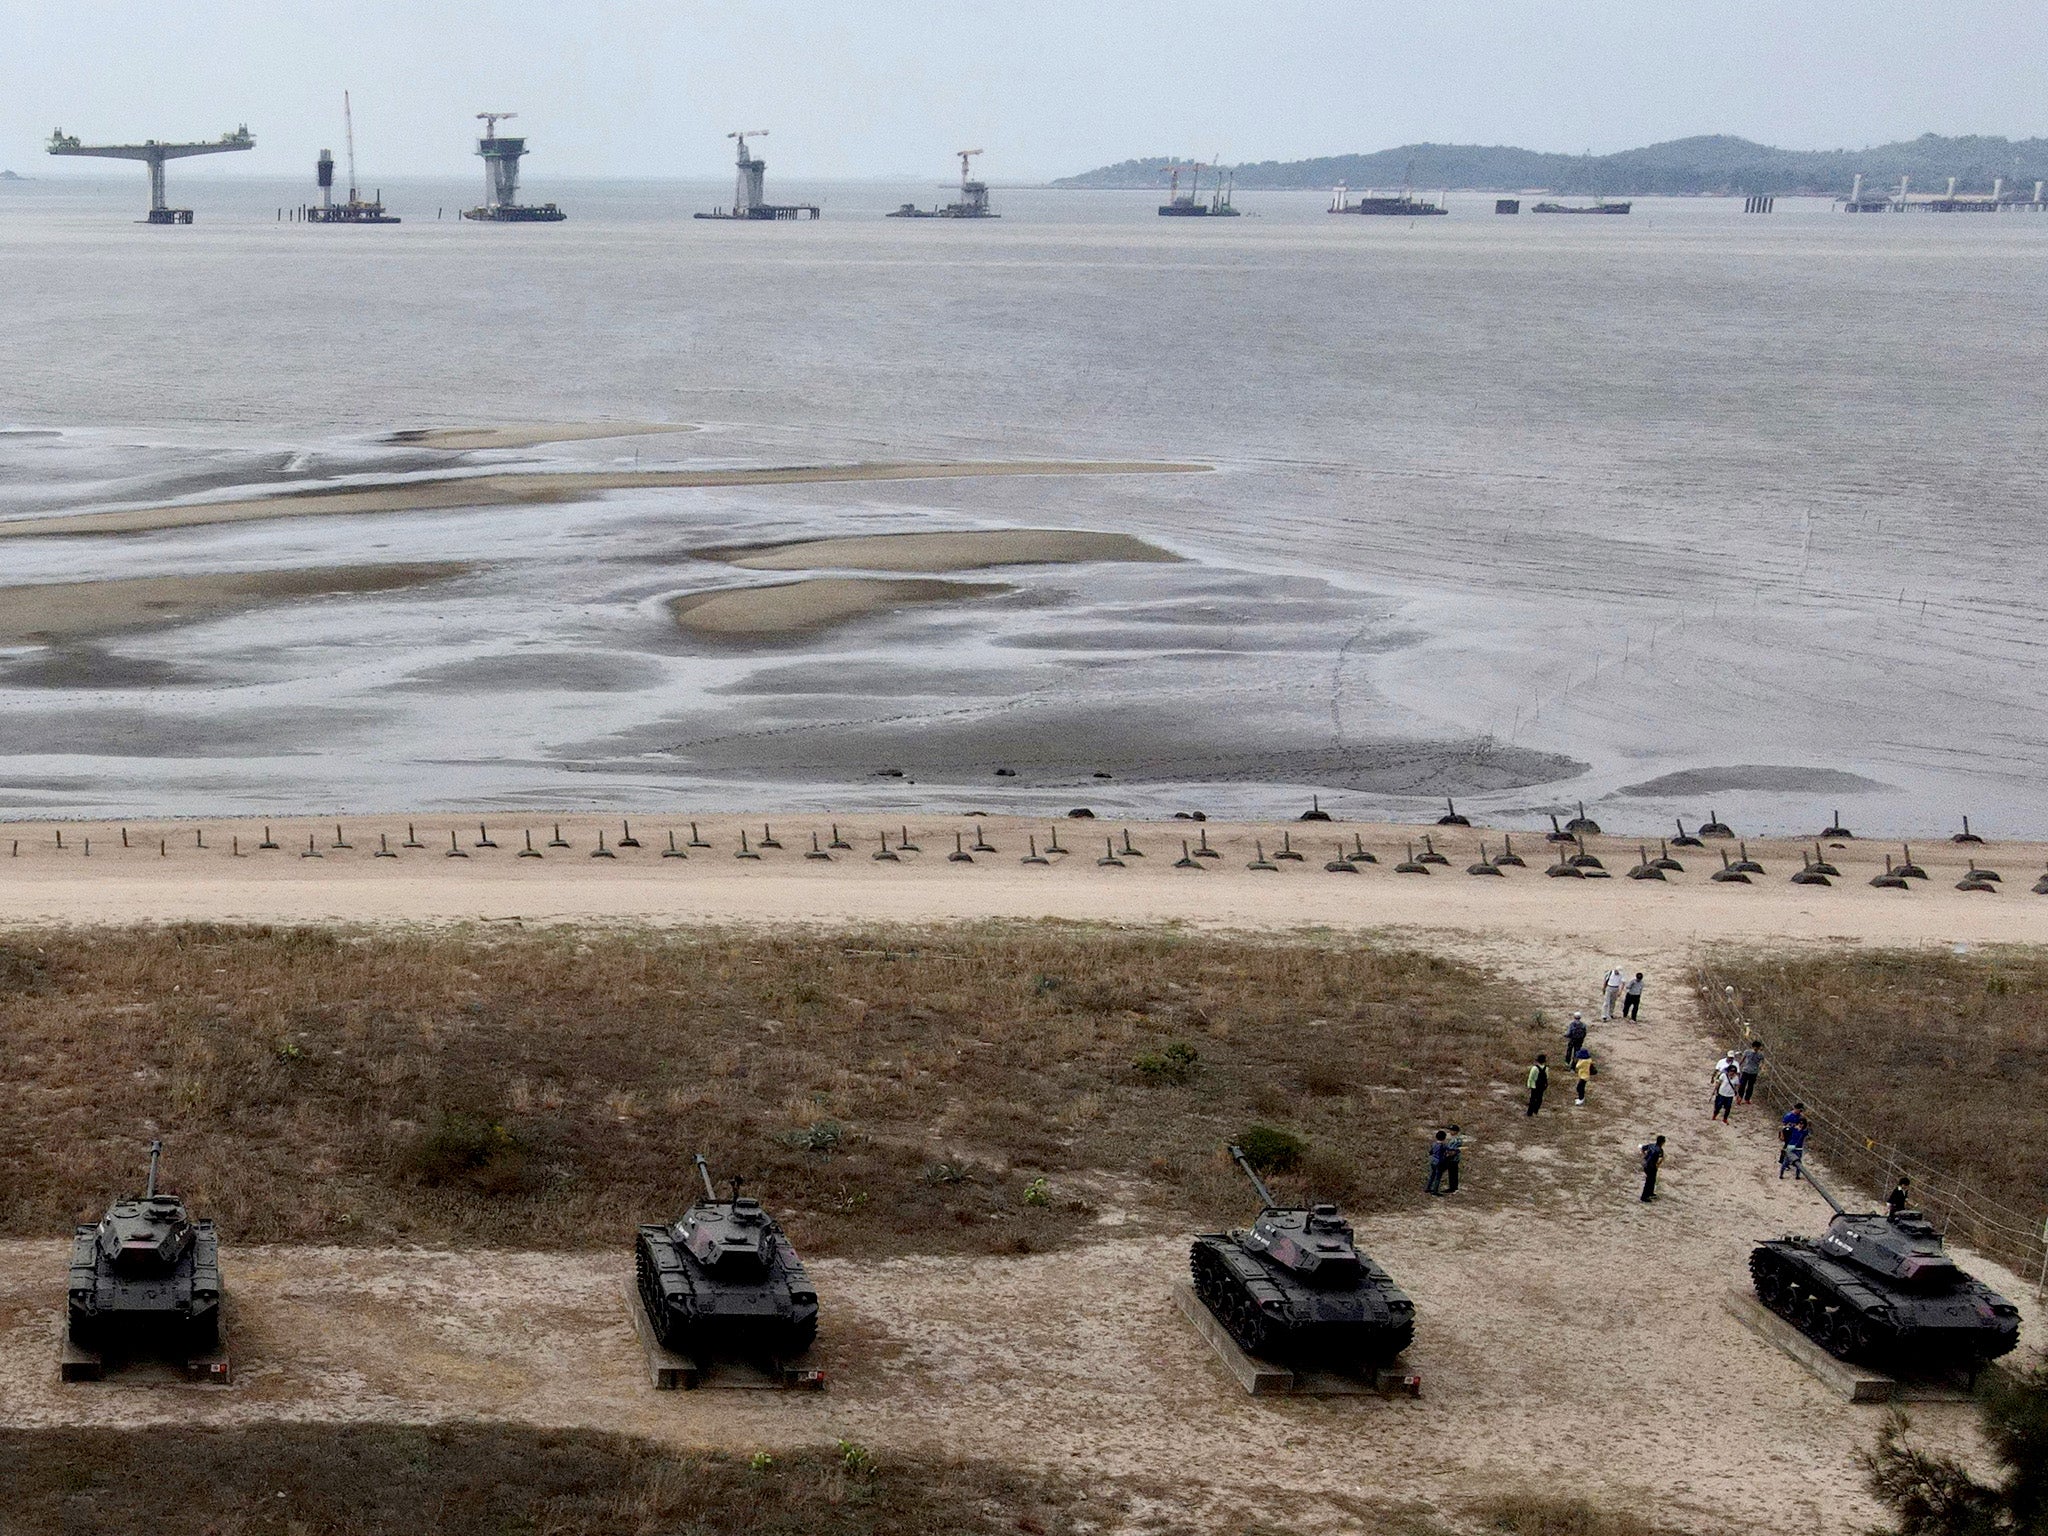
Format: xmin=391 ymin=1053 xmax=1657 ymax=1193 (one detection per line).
xmin=1749 ymin=1172 xmax=2020 ymax=1378
xmin=635 ymin=1155 xmax=818 ymax=1361
xmin=1190 ymin=1144 xmax=1414 ymax=1367
xmin=68 ymin=1140 xmax=222 ymax=1354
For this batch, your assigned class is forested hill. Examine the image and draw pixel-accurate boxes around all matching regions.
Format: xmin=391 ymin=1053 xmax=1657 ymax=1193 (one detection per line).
xmin=1052 ymin=135 xmax=2048 ymax=196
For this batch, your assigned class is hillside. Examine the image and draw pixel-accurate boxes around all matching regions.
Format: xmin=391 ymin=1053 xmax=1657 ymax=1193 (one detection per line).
xmin=1054 ymin=133 xmax=2048 ymax=195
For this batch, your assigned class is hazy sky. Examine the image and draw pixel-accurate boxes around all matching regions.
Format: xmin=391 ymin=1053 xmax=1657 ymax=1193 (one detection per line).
xmin=6 ymin=1 xmax=2044 ymax=181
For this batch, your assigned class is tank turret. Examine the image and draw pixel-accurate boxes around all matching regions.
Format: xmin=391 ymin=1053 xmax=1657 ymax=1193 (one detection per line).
xmin=635 ymin=1154 xmax=817 ymax=1361
xmin=1750 ymin=1172 xmax=2019 ymax=1376
xmin=68 ymin=1140 xmax=222 ymax=1353
xmin=1188 ymin=1144 xmax=1413 ymax=1367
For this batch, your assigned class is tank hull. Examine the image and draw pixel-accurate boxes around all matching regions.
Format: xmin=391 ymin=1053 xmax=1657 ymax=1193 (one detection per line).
xmin=1750 ymin=1240 xmax=2019 ymax=1373
xmin=635 ymin=1224 xmax=817 ymax=1361
xmin=66 ymin=1221 xmax=222 ymax=1354
xmin=1190 ymin=1233 xmax=1413 ymax=1367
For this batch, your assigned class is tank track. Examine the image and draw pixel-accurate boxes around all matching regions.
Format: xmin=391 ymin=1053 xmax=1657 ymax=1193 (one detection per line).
xmin=1750 ymin=1244 xmax=1882 ymax=1362
xmin=1190 ymin=1239 xmax=1412 ymax=1366
xmin=635 ymin=1228 xmax=817 ymax=1360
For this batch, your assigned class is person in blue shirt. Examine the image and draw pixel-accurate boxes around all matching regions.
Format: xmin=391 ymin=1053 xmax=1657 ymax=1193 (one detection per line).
xmin=1426 ymin=1130 xmax=1449 ymax=1195
xmin=1779 ymin=1103 xmax=1809 ymax=1179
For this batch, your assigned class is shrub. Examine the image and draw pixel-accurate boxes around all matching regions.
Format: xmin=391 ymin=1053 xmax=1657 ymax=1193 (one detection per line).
xmin=400 ymin=1113 xmax=537 ymax=1196
xmin=1236 ymin=1125 xmax=1306 ymax=1174
xmin=784 ymin=1120 xmax=845 ymax=1153
xmin=1133 ymin=1040 xmax=1200 ymax=1085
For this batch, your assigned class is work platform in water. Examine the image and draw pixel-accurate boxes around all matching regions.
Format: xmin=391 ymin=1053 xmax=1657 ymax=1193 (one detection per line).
xmin=1841 ymin=172 xmax=2048 ymax=213
xmin=302 ymin=93 xmax=397 ymax=224
xmin=47 ymin=125 xmax=254 ymax=223
xmin=696 ymin=131 xmax=819 ymax=220
xmin=889 ymin=149 xmax=998 ymax=218
xmin=1158 ymin=161 xmax=1239 ymax=216
xmin=462 ymin=113 xmax=565 ymax=223
xmin=1329 ymin=183 xmax=1446 ymax=216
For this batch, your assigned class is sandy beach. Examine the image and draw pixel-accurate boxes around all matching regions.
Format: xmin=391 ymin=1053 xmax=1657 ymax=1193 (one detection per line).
xmin=703 ymin=528 xmax=1182 ymax=573
xmin=669 ymin=577 xmax=1014 ymax=637
xmin=0 ymin=460 xmax=1209 ymax=541
xmin=0 ymin=813 xmax=2037 ymax=942
xmin=0 ymin=564 xmax=472 ymax=644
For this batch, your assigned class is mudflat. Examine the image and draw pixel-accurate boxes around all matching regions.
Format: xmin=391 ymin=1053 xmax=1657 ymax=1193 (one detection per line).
xmin=704 ymin=528 xmax=1181 ymax=573
xmin=0 ymin=563 xmax=473 ymax=644
xmin=669 ymin=577 xmax=1012 ymax=637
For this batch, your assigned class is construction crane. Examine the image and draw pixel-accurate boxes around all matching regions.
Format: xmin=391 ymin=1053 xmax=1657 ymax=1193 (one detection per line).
xmin=477 ymin=111 xmax=517 ymax=139
xmin=47 ymin=125 xmax=254 ymax=223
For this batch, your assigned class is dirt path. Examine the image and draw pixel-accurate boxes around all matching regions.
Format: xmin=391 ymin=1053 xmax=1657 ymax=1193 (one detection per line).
xmin=5 ymin=917 xmax=2033 ymax=1534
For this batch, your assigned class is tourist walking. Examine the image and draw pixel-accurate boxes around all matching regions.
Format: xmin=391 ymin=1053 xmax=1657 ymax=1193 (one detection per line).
xmin=1622 ymin=971 xmax=1645 ymax=1020
xmin=1445 ymin=1124 xmax=1466 ymax=1193
xmin=1526 ymin=1054 xmax=1550 ymax=1116
xmin=1736 ymin=1042 xmax=1763 ymax=1103
xmin=1426 ymin=1130 xmax=1449 ymax=1195
xmin=1779 ymin=1103 xmax=1809 ymax=1179
xmin=1639 ymin=1135 xmax=1666 ymax=1201
xmin=1601 ymin=967 xmax=1625 ymax=1021
xmin=1711 ymin=1059 xmax=1738 ymax=1123
xmin=1573 ymin=1048 xmax=1593 ymax=1106
xmin=1565 ymin=1011 xmax=1588 ymax=1064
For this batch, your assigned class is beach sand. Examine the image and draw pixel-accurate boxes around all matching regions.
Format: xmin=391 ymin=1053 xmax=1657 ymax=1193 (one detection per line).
xmin=0 ymin=461 xmax=1209 ymax=541
xmin=669 ymin=577 xmax=1012 ymax=637
xmin=704 ymin=528 xmax=1181 ymax=573
xmin=0 ymin=563 xmax=472 ymax=644
xmin=0 ymin=812 xmax=2036 ymax=1534
xmin=384 ymin=422 xmax=697 ymax=451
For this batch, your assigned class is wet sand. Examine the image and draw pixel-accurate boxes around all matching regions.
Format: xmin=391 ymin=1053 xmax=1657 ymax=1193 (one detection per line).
xmin=0 ymin=564 xmax=473 ymax=644
xmin=384 ymin=422 xmax=697 ymax=451
xmin=0 ymin=461 xmax=1209 ymax=541
xmin=669 ymin=577 xmax=1012 ymax=637
xmin=704 ymin=527 xmax=1180 ymax=573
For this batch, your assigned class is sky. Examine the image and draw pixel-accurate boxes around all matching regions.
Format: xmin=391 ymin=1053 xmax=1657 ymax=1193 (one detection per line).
xmin=5 ymin=1 xmax=2045 ymax=181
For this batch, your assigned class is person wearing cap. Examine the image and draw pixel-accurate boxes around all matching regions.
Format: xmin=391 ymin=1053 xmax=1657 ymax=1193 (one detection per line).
xmin=1573 ymin=1047 xmax=1594 ymax=1106
xmin=1565 ymin=1011 xmax=1588 ymax=1064
xmin=1601 ymin=967 xmax=1625 ymax=1021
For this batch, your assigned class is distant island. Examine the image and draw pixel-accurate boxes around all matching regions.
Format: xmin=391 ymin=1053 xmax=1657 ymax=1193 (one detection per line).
xmin=0 ymin=170 xmax=23 ymax=181
xmin=1053 ymin=134 xmax=2048 ymax=196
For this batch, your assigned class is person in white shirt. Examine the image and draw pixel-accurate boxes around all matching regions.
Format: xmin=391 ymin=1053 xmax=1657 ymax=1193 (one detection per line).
xmin=1601 ymin=967 xmax=1625 ymax=1021
xmin=1711 ymin=1061 xmax=1739 ymax=1122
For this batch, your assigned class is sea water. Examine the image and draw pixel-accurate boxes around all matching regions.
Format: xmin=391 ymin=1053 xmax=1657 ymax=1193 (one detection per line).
xmin=1 ymin=174 xmax=2043 ymax=834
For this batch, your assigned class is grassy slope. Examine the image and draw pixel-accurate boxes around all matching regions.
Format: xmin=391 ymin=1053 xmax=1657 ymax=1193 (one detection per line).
xmin=1698 ymin=948 xmax=2048 ymax=1240
xmin=0 ymin=1428 xmax=1131 ymax=1536
xmin=0 ymin=923 xmax=1537 ymax=1255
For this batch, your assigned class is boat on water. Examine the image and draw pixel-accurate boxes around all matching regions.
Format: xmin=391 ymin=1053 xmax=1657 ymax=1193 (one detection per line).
xmin=1530 ymin=200 xmax=1631 ymax=215
xmin=1329 ymin=184 xmax=1446 ymax=216
xmin=889 ymin=149 xmax=999 ymax=218
xmin=1159 ymin=161 xmax=1239 ymax=217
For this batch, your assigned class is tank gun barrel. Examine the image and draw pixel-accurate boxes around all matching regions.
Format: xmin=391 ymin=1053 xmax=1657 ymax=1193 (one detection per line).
xmin=1227 ymin=1143 xmax=1278 ymax=1209
xmin=145 ymin=1139 xmax=163 ymax=1198
xmin=1804 ymin=1170 xmax=1851 ymax=1218
xmin=693 ymin=1153 xmax=718 ymax=1202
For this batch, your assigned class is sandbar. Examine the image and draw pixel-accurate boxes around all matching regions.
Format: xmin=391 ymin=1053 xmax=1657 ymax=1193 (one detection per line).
xmin=0 ymin=461 xmax=1210 ymax=541
xmin=702 ymin=527 xmax=1180 ymax=573
xmin=0 ymin=563 xmax=473 ymax=645
xmin=384 ymin=422 xmax=698 ymax=451
xmin=670 ymin=576 xmax=1010 ymax=637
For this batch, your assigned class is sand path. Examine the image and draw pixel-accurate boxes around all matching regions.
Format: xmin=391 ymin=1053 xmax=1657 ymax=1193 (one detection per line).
xmin=1 ymin=819 xmax=2038 ymax=1533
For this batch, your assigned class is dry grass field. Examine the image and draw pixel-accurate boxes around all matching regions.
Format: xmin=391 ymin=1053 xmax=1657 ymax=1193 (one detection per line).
xmin=0 ymin=923 xmax=1537 ymax=1256
xmin=0 ymin=1423 xmax=1679 ymax=1536
xmin=0 ymin=1427 xmax=1135 ymax=1536
xmin=1697 ymin=948 xmax=2048 ymax=1227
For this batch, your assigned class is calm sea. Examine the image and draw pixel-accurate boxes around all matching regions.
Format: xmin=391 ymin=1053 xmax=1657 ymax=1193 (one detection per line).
xmin=2 ymin=173 xmax=2043 ymax=835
